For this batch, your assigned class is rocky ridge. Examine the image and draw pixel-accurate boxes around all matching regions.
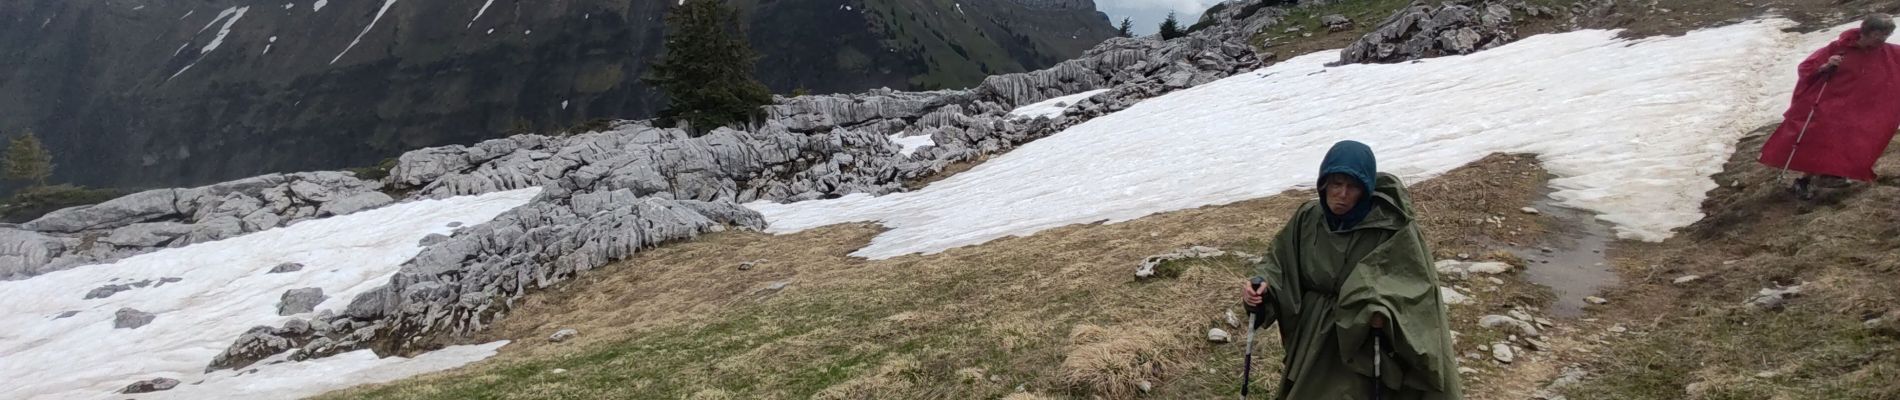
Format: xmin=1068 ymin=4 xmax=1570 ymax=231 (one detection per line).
xmin=0 ymin=172 xmax=388 ymax=279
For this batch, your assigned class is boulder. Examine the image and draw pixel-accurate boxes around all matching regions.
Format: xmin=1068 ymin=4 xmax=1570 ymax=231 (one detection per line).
xmin=1321 ymin=14 xmax=1354 ymax=32
xmin=549 ymin=328 xmax=580 ymax=343
xmin=85 ymin=284 xmax=135 ymax=300
xmin=1491 ymin=343 xmax=1516 ymax=363
xmin=1672 ymin=275 xmax=1702 ymax=285
xmin=278 ymin=287 xmax=328 ymax=315
xmin=1478 ymin=314 xmax=1540 ymax=337
xmin=120 ymin=377 xmax=181 ymax=394
xmin=114 ymin=308 xmax=156 ymax=329
xmin=208 ymin=326 xmax=301 ymax=372
xmin=1441 ymin=286 xmax=1472 ymax=305
xmin=268 ymin=262 xmax=306 ymax=274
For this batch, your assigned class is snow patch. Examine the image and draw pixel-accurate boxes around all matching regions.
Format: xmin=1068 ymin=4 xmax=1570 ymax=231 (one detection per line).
xmin=561 ymin=100 xmax=570 ymax=110
xmin=331 ymin=0 xmax=399 ymax=65
xmin=313 ymin=0 xmax=328 ymax=12
xmin=468 ymin=0 xmax=495 ymax=29
xmin=1009 ymin=89 xmax=1110 ymax=119
xmin=171 ymin=6 xmax=250 ymax=81
xmin=889 ymin=133 xmax=935 ymax=157
xmin=142 ymin=342 xmax=508 ymax=399
xmin=179 ymin=10 xmax=195 ymax=20
xmin=199 ymin=7 xmax=249 ymax=55
xmin=749 ymin=20 xmax=1838 ymax=259
xmin=0 ymin=188 xmax=540 ymax=399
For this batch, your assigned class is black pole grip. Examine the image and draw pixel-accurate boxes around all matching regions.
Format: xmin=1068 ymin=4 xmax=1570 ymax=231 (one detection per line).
xmin=1247 ymin=277 xmax=1268 ymax=329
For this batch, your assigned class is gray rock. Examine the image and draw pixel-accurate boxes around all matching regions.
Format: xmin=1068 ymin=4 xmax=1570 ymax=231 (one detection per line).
xmin=1543 ymin=366 xmax=1587 ymax=393
xmin=24 ymin=189 xmax=181 ymax=233
xmin=114 ymin=308 xmax=156 ymax=329
xmin=278 ymin=287 xmax=328 ymax=315
xmin=1491 ymin=343 xmax=1516 ymax=363
xmin=418 ymin=233 xmax=451 ymax=247
xmin=1746 ymin=284 xmax=1804 ymax=311
xmin=1207 ymin=328 xmax=1231 ymax=343
xmin=344 ymin=285 xmax=395 ymax=319
xmin=317 ymin=191 xmax=395 ymax=217
xmin=268 ymin=262 xmax=305 ymax=274
xmin=0 ymin=228 xmax=61 ymax=280
xmin=1321 ymin=14 xmax=1354 ymax=32
xmin=1340 ymin=1 xmax=1518 ymax=65
xmin=176 ymin=216 xmax=244 ymax=245
xmin=1672 ymin=275 xmax=1702 ymax=285
xmin=1479 ymin=315 xmax=1540 ymax=337
xmin=86 ymin=284 xmax=135 ymax=300
xmin=120 ymin=377 xmax=181 ymax=394
xmin=155 ymin=277 xmax=183 ymax=287
xmin=1583 ymin=296 xmax=1609 ymax=305
xmin=208 ymin=326 xmax=301 ymax=372
xmin=100 ymin=222 xmax=195 ymax=247
xmin=241 ymin=209 xmax=285 ymax=232
xmin=549 ymin=328 xmax=579 ymax=343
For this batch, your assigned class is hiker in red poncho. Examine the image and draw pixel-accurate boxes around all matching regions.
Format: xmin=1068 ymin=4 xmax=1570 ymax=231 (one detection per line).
xmin=1760 ymin=15 xmax=1900 ymax=199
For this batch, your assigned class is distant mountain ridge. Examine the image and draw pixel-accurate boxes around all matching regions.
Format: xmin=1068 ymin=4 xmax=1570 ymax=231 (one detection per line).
xmin=0 ymin=0 xmax=1115 ymax=190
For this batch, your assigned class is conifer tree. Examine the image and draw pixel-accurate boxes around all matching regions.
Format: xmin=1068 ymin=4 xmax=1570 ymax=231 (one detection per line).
xmin=1118 ymin=17 xmax=1134 ymax=37
xmin=3 ymin=131 xmax=53 ymax=187
xmin=645 ymin=0 xmax=772 ymax=135
xmin=1158 ymin=11 xmax=1184 ymax=40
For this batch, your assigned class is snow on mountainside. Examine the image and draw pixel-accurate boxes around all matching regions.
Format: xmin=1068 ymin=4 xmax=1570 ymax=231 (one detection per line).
xmin=749 ymin=19 xmax=1856 ymax=259
xmin=0 ymin=188 xmax=539 ymax=399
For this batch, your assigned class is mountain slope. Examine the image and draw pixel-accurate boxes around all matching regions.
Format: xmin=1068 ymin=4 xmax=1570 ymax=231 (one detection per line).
xmin=0 ymin=0 xmax=1114 ymax=190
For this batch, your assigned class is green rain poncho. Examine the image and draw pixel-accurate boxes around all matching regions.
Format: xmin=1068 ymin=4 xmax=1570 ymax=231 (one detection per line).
xmin=1251 ymin=141 xmax=1462 ymax=399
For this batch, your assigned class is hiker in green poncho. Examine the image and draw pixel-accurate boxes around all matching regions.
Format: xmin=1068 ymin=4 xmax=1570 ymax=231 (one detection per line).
xmin=1239 ymin=140 xmax=1462 ymax=399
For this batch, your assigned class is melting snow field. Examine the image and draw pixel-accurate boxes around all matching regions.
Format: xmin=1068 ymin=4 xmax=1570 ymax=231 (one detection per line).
xmin=751 ymin=19 xmax=1857 ymax=259
xmin=1010 ymin=89 xmax=1110 ymax=119
xmin=0 ymin=188 xmax=540 ymax=399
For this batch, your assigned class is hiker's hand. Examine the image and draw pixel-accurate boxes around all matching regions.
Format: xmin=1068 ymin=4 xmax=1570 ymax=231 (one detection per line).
xmin=1242 ymin=280 xmax=1266 ymax=307
xmin=1827 ymin=55 xmax=1844 ymax=69
xmin=1369 ymin=313 xmax=1388 ymax=330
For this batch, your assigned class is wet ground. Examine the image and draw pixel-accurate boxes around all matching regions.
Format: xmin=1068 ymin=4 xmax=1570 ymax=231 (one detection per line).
xmin=1514 ymin=190 xmax=1618 ymax=318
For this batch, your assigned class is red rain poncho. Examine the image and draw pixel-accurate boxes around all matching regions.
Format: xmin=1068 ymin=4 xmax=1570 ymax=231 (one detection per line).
xmin=1759 ymin=28 xmax=1900 ymax=181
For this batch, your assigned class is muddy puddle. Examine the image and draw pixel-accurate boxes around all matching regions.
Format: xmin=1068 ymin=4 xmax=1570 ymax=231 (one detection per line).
xmin=1514 ymin=190 xmax=1619 ymax=318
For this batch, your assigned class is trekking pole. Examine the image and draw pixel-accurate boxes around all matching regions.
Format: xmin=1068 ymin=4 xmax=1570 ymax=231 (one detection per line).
xmin=1240 ymin=277 xmax=1265 ymax=399
xmin=1779 ymin=66 xmax=1838 ymax=184
xmin=1372 ymin=328 xmax=1385 ymax=400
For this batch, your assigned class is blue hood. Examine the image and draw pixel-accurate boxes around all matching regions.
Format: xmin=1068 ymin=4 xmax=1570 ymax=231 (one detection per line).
xmin=1317 ymin=140 xmax=1377 ymax=231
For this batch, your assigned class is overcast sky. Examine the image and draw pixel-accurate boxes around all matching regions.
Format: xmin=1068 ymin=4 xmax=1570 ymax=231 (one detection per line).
xmin=1097 ymin=0 xmax=1224 ymax=35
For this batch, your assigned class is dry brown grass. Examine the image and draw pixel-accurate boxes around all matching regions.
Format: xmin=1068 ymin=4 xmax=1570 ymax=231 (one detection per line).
xmin=1058 ymin=324 xmax=1182 ymax=398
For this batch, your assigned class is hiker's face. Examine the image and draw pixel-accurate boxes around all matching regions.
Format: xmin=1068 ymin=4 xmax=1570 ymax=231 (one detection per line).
xmin=1859 ymin=30 xmax=1891 ymax=49
xmin=1322 ymin=174 xmax=1364 ymax=216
